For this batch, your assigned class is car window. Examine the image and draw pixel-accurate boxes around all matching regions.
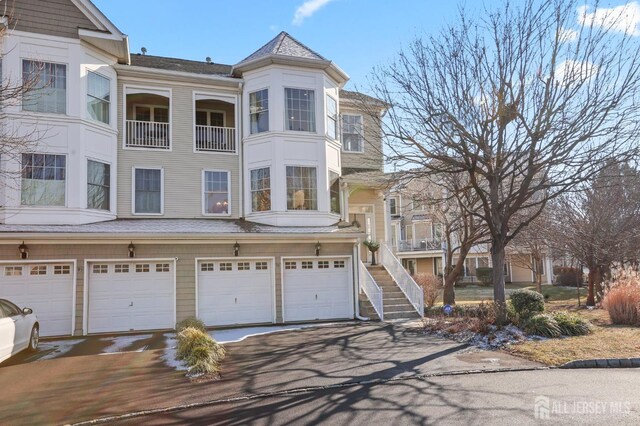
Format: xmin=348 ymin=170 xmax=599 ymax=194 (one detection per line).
xmin=0 ymin=302 xmax=6 ymax=318
xmin=0 ymin=300 xmax=21 ymax=317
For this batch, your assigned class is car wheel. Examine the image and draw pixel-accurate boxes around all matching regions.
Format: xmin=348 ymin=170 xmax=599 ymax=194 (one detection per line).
xmin=28 ymin=325 xmax=39 ymax=352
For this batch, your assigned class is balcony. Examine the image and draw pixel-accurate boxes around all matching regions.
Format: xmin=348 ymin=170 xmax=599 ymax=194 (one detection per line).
xmin=126 ymin=120 xmax=170 ymax=149
xmin=397 ymin=239 xmax=442 ymax=252
xmin=195 ymin=125 xmax=235 ymax=153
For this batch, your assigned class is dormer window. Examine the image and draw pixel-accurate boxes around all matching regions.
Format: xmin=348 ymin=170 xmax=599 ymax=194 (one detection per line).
xmin=285 ymin=88 xmax=316 ymax=132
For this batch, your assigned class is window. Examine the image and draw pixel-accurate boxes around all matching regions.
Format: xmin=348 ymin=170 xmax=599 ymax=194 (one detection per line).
xmin=203 ymin=171 xmax=229 ymax=215
xmin=87 ymin=160 xmax=110 ymax=211
xmin=30 ymin=265 xmax=47 ymax=275
xmin=21 ymin=154 xmax=66 ymax=206
xmin=341 ymin=114 xmax=363 ymax=152
xmin=237 ymin=262 xmax=250 ymax=271
xmin=115 ymin=264 xmax=129 ymax=273
xmin=334 ymin=260 xmax=345 ymax=268
xmin=4 ymin=266 xmax=22 ymax=276
xmin=135 ymin=264 xmax=150 ymax=273
xmin=54 ymin=265 xmax=71 ymax=275
xmin=256 ymin=261 xmax=268 ymax=270
xmin=318 ymin=261 xmax=329 ymax=269
xmin=330 ymin=171 xmax=341 ymax=215
xmin=432 ymin=223 xmax=443 ymax=241
xmin=301 ymin=261 xmax=313 ymax=269
xmin=251 ymin=167 xmax=271 ymax=212
xmin=285 ymin=88 xmax=315 ymax=132
xmin=326 ymin=95 xmax=337 ymax=139
xmin=87 ymin=71 xmax=110 ymax=124
xmin=286 ymin=166 xmax=317 ymax=210
xmin=156 ymin=263 xmax=170 ymax=272
xmin=200 ymin=262 xmax=214 ymax=272
xmin=434 ymin=258 xmax=443 ymax=275
xmin=93 ymin=264 xmax=108 ymax=274
xmin=220 ymin=262 xmax=232 ymax=271
xmin=389 ymin=197 xmax=398 ymax=215
xmin=22 ymin=60 xmax=66 ymax=114
xmin=134 ymin=105 xmax=168 ymax=122
xmin=249 ymin=89 xmax=269 ymax=133
xmin=134 ymin=168 xmax=162 ymax=214
xmin=284 ymin=261 xmax=297 ymax=270
xmin=196 ymin=110 xmax=224 ymax=127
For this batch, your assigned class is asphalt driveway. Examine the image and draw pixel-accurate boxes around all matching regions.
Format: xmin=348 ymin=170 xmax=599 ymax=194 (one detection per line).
xmin=0 ymin=321 xmax=541 ymax=425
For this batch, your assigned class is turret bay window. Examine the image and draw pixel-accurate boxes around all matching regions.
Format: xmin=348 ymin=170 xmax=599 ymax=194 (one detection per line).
xmin=285 ymin=88 xmax=315 ymax=132
xmin=330 ymin=171 xmax=340 ymax=214
xmin=22 ymin=60 xmax=67 ymax=114
xmin=21 ymin=154 xmax=66 ymax=206
xmin=134 ymin=168 xmax=163 ymax=214
xmin=341 ymin=114 xmax=363 ymax=152
xmin=251 ymin=167 xmax=271 ymax=212
xmin=203 ymin=170 xmax=230 ymax=215
xmin=250 ymin=89 xmax=269 ymax=134
xmin=87 ymin=160 xmax=110 ymax=210
xmin=326 ymin=95 xmax=337 ymax=139
xmin=87 ymin=71 xmax=110 ymax=124
xmin=287 ymin=166 xmax=317 ymax=210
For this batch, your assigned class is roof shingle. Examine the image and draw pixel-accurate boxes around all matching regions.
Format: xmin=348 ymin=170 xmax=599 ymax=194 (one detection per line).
xmin=129 ymin=54 xmax=233 ymax=76
xmin=237 ymin=31 xmax=326 ymax=65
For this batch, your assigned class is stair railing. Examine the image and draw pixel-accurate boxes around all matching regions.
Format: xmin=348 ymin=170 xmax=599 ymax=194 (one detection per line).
xmin=379 ymin=243 xmax=424 ymax=317
xmin=359 ymin=260 xmax=384 ymax=320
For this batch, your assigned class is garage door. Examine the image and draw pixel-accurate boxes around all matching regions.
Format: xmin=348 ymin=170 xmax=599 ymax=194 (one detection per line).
xmin=282 ymin=258 xmax=353 ymax=322
xmin=0 ymin=262 xmax=74 ymax=337
xmin=197 ymin=258 xmax=274 ymax=326
xmin=87 ymin=261 xmax=174 ymax=334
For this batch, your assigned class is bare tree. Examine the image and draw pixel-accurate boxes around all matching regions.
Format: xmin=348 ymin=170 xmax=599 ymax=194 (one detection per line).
xmin=363 ymin=0 xmax=640 ymax=317
xmin=550 ymin=161 xmax=640 ymax=305
xmin=509 ymin=211 xmax=552 ymax=293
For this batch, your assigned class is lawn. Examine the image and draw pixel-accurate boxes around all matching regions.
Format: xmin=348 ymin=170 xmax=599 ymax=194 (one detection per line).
xmin=437 ymin=283 xmax=587 ymax=304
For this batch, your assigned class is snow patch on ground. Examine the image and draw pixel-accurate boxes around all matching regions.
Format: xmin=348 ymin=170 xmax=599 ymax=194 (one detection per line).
xmin=160 ymin=333 xmax=188 ymax=371
xmin=37 ymin=339 xmax=86 ymax=361
xmin=99 ymin=334 xmax=152 ymax=354
xmin=212 ymin=323 xmax=340 ymax=344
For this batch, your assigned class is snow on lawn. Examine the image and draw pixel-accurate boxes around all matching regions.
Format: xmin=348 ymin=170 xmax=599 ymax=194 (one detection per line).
xmin=99 ymin=334 xmax=152 ymax=354
xmin=212 ymin=323 xmax=341 ymax=344
xmin=37 ymin=339 xmax=86 ymax=361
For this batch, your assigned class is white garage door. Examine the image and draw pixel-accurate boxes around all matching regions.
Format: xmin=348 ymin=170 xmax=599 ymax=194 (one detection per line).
xmin=282 ymin=258 xmax=353 ymax=322
xmin=0 ymin=262 xmax=74 ymax=337
xmin=87 ymin=261 xmax=174 ymax=334
xmin=197 ymin=259 xmax=274 ymax=326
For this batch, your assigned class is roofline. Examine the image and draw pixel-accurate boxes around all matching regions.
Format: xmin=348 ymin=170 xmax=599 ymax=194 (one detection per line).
xmin=114 ymin=64 xmax=241 ymax=87
xmin=232 ymin=54 xmax=349 ymax=85
xmin=0 ymin=232 xmax=363 ymax=242
xmin=74 ymin=0 xmax=125 ymax=36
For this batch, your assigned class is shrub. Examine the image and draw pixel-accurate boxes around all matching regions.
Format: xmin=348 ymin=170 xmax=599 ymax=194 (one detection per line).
xmin=413 ymin=273 xmax=441 ymax=308
xmin=552 ymin=311 xmax=593 ymax=336
xmin=554 ymin=267 xmax=584 ymax=287
xmin=176 ymin=317 xmax=207 ymax=333
xmin=602 ymin=267 xmax=640 ymax=326
xmin=510 ymin=289 xmax=545 ymax=317
xmin=176 ymin=327 xmax=226 ymax=376
xmin=475 ymin=267 xmax=493 ymax=287
xmin=523 ymin=314 xmax=561 ymax=337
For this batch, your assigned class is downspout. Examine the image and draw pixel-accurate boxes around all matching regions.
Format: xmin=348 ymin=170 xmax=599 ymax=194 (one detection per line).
xmin=354 ymin=241 xmax=369 ymax=321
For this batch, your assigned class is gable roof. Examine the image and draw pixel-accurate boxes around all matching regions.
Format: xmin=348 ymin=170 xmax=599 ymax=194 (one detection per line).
xmin=238 ymin=31 xmax=326 ymax=64
xmin=129 ymin=54 xmax=233 ymax=77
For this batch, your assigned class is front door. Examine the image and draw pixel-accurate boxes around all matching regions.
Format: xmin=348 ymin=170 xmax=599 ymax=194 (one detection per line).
xmin=349 ymin=205 xmax=375 ymax=263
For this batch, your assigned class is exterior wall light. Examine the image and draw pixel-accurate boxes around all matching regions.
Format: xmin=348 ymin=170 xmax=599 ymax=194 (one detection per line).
xmin=234 ymin=241 xmax=240 ymax=257
xmin=18 ymin=241 xmax=28 ymax=259
xmin=315 ymin=241 xmax=321 ymax=256
xmin=128 ymin=242 xmax=136 ymax=258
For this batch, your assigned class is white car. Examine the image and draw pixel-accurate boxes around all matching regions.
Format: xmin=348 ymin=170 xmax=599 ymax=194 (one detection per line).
xmin=0 ymin=298 xmax=39 ymax=363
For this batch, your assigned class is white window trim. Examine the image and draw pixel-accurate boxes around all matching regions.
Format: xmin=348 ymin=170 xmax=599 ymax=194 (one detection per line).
xmin=131 ymin=166 xmax=164 ymax=216
xmin=20 ymin=152 xmax=68 ymax=208
xmin=192 ymin=91 xmax=239 ymax=155
xmin=283 ymin=87 xmax=318 ymax=134
xmin=122 ymin=84 xmax=172 ymax=152
xmin=326 ymin=94 xmax=338 ymax=140
xmin=86 ymin=157 xmax=113 ymax=213
xmin=341 ymin=113 xmax=364 ymax=153
xmin=249 ymin=166 xmax=272 ymax=213
xmin=86 ymin=70 xmax=111 ymax=126
xmin=201 ymin=169 xmax=231 ymax=217
xmin=248 ymin=87 xmax=269 ymax=135
xmin=389 ymin=196 xmax=399 ymax=216
xmin=20 ymin=58 xmax=68 ymax=116
xmin=285 ymin=164 xmax=318 ymax=211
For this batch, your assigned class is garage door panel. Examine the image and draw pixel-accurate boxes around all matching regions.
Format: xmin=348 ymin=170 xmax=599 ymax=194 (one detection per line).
xmin=197 ymin=259 xmax=273 ymax=327
xmin=0 ymin=263 xmax=74 ymax=337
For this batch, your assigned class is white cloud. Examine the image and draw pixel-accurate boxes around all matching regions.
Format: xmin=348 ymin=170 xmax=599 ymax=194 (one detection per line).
xmin=578 ymin=2 xmax=640 ymax=36
xmin=292 ymin=0 xmax=335 ymax=26
xmin=554 ymin=59 xmax=599 ymax=85
xmin=559 ymin=27 xmax=579 ymax=42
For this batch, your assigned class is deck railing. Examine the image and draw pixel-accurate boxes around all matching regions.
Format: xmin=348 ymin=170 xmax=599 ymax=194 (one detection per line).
xmin=379 ymin=242 xmax=424 ymax=317
xmin=126 ymin=120 xmax=170 ymax=149
xmin=195 ymin=125 xmax=236 ymax=153
xmin=359 ymin=260 xmax=384 ymax=320
xmin=397 ymin=239 xmax=442 ymax=252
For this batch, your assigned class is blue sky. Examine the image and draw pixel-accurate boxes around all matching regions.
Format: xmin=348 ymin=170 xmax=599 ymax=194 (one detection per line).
xmin=92 ymin=0 xmax=463 ymax=90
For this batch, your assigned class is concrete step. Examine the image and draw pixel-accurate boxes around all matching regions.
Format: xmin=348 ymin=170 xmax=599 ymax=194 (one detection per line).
xmin=384 ymin=311 xmax=421 ymax=320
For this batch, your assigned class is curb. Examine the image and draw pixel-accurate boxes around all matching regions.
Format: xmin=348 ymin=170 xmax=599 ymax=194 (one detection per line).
xmin=560 ymin=358 xmax=640 ymax=369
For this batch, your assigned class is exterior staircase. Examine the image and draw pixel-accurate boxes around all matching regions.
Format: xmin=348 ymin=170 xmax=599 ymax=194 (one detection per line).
xmin=360 ymin=265 xmax=421 ymax=320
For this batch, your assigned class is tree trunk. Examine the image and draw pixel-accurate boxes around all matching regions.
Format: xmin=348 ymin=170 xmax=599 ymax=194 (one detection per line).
xmin=536 ymin=272 xmax=542 ymax=293
xmin=491 ymin=236 xmax=507 ymax=323
xmin=586 ymin=267 xmax=599 ymax=307
xmin=443 ymin=243 xmax=472 ymax=305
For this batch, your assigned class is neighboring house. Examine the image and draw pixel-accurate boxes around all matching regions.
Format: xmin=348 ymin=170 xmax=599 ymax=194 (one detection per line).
xmin=0 ymin=0 xmax=420 ymax=337
xmin=387 ymin=178 xmax=553 ymax=284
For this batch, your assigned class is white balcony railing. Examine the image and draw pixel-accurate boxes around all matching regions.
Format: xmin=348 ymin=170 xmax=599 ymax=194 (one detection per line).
xmin=397 ymin=239 xmax=442 ymax=252
xmin=126 ymin=120 xmax=170 ymax=149
xmin=195 ymin=125 xmax=236 ymax=153
xmin=379 ymin=242 xmax=424 ymax=317
xmin=359 ymin=260 xmax=384 ymax=320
